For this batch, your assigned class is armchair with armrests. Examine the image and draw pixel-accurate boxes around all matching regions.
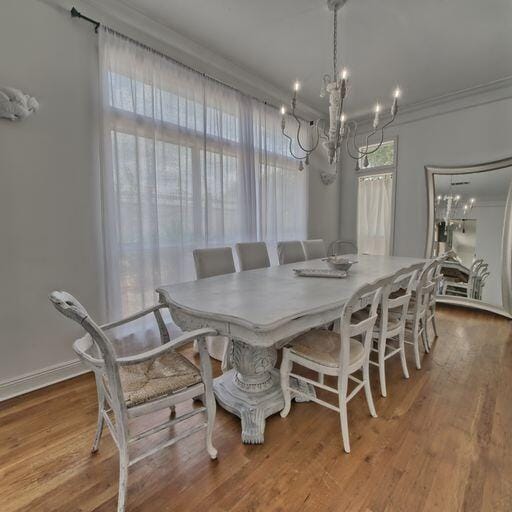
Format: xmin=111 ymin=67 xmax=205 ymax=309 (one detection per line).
xmin=49 ymin=291 xmax=218 ymax=512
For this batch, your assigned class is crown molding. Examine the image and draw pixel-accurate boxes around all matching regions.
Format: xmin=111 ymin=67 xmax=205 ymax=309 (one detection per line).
xmin=349 ymin=75 xmax=512 ymax=131
xmin=39 ymin=0 xmax=323 ymax=120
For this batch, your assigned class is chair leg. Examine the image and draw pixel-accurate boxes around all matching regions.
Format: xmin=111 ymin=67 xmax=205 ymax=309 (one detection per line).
xmin=338 ymin=375 xmax=350 ymax=453
xmin=318 ymin=373 xmax=325 ymax=385
xmin=197 ymin=335 xmax=218 ymax=460
xmin=431 ymin=310 xmax=439 ymax=338
xmin=280 ymin=349 xmax=292 ymax=418
xmin=399 ymin=331 xmax=410 ymax=379
xmin=422 ymin=317 xmax=430 ymax=353
xmin=378 ymin=336 xmax=387 ymax=398
xmin=205 ymin=389 xmax=217 ymax=460
xmin=91 ymin=386 xmax=105 ymax=454
xmin=412 ymin=319 xmax=421 ymax=370
xmin=362 ymin=363 xmax=377 ymax=418
xmin=117 ymin=445 xmax=129 ymax=512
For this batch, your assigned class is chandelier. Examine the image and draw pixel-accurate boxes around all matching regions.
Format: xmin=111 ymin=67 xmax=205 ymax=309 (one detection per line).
xmin=281 ymin=0 xmax=401 ymax=172
xmin=436 ymin=193 xmax=475 ymax=224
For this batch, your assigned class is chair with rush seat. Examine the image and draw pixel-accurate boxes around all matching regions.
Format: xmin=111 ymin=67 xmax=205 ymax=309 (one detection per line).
xmin=49 ymin=291 xmax=218 ymax=512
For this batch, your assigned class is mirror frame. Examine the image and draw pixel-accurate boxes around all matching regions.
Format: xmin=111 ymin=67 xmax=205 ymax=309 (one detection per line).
xmin=425 ymin=157 xmax=512 ymax=319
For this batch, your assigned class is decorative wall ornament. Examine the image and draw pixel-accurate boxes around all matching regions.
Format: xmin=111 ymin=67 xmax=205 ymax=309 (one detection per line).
xmin=0 ymin=86 xmax=39 ymax=121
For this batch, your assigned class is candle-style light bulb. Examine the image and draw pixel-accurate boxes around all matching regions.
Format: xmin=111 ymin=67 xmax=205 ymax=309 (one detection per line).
xmin=391 ymin=87 xmax=401 ymax=117
xmin=293 ymin=81 xmax=301 ymax=92
xmin=340 ymin=68 xmax=348 ymax=80
xmin=280 ymin=105 xmax=286 ymax=116
xmin=340 ymin=113 xmax=346 ymax=135
xmin=373 ymin=103 xmax=381 ymax=128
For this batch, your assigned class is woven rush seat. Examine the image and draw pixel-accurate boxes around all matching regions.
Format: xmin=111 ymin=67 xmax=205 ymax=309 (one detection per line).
xmin=118 ymin=351 xmax=202 ymax=408
xmin=290 ymin=329 xmax=365 ymax=368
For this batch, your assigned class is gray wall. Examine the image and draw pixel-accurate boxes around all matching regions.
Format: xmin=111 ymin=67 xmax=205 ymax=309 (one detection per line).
xmin=0 ymin=0 xmax=104 ymax=392
xmin=0 ymin=0 xmax=338 ymax=397
xmin=340 ymin=91 xmax=512 ymax=257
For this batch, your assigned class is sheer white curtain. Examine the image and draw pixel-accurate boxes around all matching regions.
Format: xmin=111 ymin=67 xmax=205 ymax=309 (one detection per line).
xmin=357 ymin=174 xmax=393 ymax=255
xmin=99 ymin=28 xmax=307 ymax=318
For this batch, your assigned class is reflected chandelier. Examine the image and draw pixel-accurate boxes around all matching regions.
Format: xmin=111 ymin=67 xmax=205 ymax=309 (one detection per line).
xmin=281 ymin=0 xmax=401 ymax=171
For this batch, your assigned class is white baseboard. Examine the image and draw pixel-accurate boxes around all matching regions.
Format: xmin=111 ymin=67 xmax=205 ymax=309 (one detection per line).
xmin=0 ymin=359 xmax=91 ymax=402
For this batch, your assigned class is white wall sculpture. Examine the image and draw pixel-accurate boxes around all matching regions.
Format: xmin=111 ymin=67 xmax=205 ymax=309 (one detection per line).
xmin=0 ymin=86 xmax=39 ymax=120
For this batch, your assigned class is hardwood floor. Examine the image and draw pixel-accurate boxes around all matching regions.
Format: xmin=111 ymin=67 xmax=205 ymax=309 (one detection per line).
xmin=1 ymin=305 xmax=511 ymax=511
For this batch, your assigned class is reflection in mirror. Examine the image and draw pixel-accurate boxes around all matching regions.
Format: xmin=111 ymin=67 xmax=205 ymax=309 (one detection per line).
xmin=433 ymin=167 xmax=512 ymax=308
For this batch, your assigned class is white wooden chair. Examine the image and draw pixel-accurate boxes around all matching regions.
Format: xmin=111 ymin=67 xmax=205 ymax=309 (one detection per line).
xmin=49 ymin=291 xmax=218 ymax=512
xmin=389 ymin=260 xmax=437 ymax=369
xmin=280 ymin=277 xmax=387 ymax=453
xmin=277 ymin=240 xmax=306 ymax=264
xmin=302 ymin=239 xmax=327 ymax=260
xmin=193 ymin=247 xmax=235 ymax=368
xmin=235 ymin=241 xmax=270 ymax=271
xmin=442 ymin=258 xmax=482 ymax=298
xmin=354 ymin=262 xmax=424 ymax=398
xmin=423 ymin=253 xmax=449 ymax=349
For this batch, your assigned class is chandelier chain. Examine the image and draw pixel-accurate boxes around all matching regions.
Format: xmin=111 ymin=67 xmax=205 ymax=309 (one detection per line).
xmin=333 ymin=7 xmax=338 ymax=78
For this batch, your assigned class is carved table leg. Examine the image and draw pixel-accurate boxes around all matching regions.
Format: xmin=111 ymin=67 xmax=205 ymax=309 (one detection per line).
xmin=213 ymin=340 xmax=315 ymax=444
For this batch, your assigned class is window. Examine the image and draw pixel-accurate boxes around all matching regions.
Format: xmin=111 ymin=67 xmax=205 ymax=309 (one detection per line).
xmin=356 ymin=139 xmax=397 ymax=255
xmin=358 ymin=139 xmax=396 ymax=170
xmin=100 ymin=30 xmax=307 ymax=317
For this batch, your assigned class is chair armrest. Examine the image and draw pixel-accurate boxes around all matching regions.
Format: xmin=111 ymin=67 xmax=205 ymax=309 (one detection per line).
xmin=100 ymin=304 xmax=168 ymax=331
xmin=116 ymin=327 xmax=217 ymax=366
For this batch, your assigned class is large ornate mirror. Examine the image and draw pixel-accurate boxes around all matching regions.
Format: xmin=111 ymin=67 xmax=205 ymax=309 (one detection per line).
xmin=425 ymin=157 xmax=512 ymax=318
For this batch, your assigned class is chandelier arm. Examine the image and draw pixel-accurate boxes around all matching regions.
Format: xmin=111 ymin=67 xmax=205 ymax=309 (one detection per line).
xmin=282 ymin=124 xmax=308 ymax=160
xmin=347 ymin=121 xmax=363 ymax=157
xmin=292 ymin=112 xmax=319 ymax=153
xmin=344 ymin=125 xmax=362 ymax=160
xmin=356 ymin=115 xmax=396 ymax=156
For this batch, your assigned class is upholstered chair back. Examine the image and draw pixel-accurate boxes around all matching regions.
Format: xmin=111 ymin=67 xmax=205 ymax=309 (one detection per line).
xmin=302 ymin=239 xmax=326 ymax=260
xmin=235 ymin=242 xmax=270 ymax=271
xmin=277 ymin=241 xmax=306 ymax=265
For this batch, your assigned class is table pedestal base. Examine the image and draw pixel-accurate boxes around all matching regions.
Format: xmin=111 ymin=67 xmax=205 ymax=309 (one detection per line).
xmin=213 ymin=340 xmax=314 ymax=444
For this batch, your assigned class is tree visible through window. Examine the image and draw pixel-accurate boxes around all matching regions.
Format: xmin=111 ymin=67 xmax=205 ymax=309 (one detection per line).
xmin=358 ymin=139 xmax=395 ymax=170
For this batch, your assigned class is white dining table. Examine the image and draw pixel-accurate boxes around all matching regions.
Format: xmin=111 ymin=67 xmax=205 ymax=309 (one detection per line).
xmin=157 ymin=254 xmax=426 ymax=444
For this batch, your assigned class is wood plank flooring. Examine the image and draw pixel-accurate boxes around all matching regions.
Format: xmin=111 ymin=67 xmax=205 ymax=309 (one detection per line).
xmin=1 ymin=305 xmax=511 ymax=511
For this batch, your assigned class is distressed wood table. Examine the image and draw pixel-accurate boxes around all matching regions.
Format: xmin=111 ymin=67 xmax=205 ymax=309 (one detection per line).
xmin=157 ymin=254 xmax=425 ymax=444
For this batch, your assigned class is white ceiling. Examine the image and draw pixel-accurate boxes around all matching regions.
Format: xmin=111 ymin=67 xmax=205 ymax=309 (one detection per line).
xmin=119 ymin=0 xmax=512 ymax=116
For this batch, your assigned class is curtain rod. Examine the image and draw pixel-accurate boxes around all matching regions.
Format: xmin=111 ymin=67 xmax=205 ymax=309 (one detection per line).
xmin=69 ymin=7 xmax=313 ymax=121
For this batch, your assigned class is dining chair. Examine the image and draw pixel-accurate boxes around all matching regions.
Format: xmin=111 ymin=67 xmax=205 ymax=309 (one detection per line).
xmin=235 ymin=241 xmax=270 ymax=271
xmin=280 ymin=277 xmax=387 ymax=453
xmin=302 ymin=239 xmax=327 ymax=260
xmin=49 ymin=291 xmax=218 ymax=512
xmin=193 ymin=246 xmax=236 ymax=279
xmin=388 ymin=260 xmax=437 ymax=369
xmin=193 ymin=247 xmax=235 ymax=369
xmin=277 ymin=240 xmax=306 ymax=264
xmin=328 ymin=240 xmax=358 ymax=256
xmin=423 ymin=253 xmax=449 ymax=349
xmin=354 ymin=262 xmax=424 ymax=398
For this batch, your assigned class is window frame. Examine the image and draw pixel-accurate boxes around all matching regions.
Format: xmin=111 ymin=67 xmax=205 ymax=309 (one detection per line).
xmin=357 ymin=136 xmax=398 ymax=173
xmin=356 ymin=136 xmax=398 ymax=255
